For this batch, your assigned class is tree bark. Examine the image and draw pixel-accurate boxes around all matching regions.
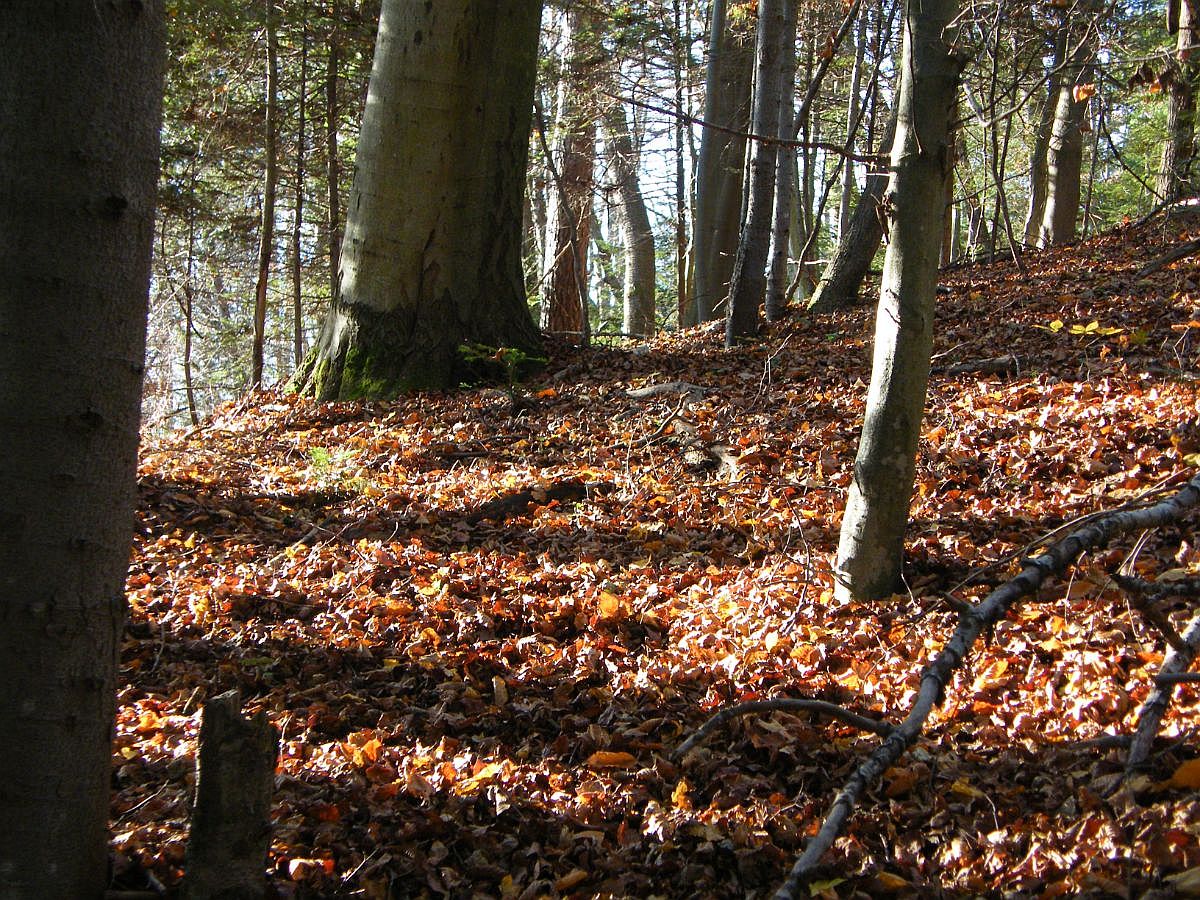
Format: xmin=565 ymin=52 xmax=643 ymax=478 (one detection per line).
xmin=325 ymin=0 xmax=341 ymax=308
xmin=807 ymin=112 xmax=896 ymax=313
xmin=252 ymin=0 xmax=279 ymax=387
xmin=603 ymin=102 xmax=657 ymax=339
xmin=726 ymin=0 xmax=791 ymax=345
xmin=839 ymin=7 xmax=868 ymax=242
xmin=292 ymin=3 xmax=309 ymax=370
xmin=692 ymin=0 xmax=753 ymax=326
xmin=835 ymin=0 xmax=962 ymax=602
xmin=764 ymin=0 xmax=799 ymax=322
xmin=1023 ymin=24 xmax=1066 ymax=247
xmin=540 ymin=7 xmax=595 ymax=344
xmin=1038 ymin=25 xmax=1093 ymax=247
xmin=0 ymin=2 xmax=164 ymax=896
xmin=1158 ymin=0 xmax=1199 ymax=202
xmin=294 ymin=0 xmax=543 ymax=399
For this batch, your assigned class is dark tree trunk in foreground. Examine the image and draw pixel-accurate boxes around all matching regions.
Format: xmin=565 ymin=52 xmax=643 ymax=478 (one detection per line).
xmin=835 ymin=0 xmax=963 ymax=601
xmin=295 ymin=0 xmax=543 ymax=398
xmin=692 ymin=0 xmax=753 ymax=326
xmin=0 ymin=2 xmax=164 ymax=896
xmin=808 ymin=112 xmax=897 ymax=313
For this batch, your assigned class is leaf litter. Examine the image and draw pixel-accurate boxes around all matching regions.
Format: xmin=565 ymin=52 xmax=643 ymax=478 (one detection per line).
xmin=116 ymin=212 xmax=1200 ymax=897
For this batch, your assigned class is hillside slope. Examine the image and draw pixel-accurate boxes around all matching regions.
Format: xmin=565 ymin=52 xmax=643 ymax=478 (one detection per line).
xmin=116 ymin=212 xmax=1200 ymax=897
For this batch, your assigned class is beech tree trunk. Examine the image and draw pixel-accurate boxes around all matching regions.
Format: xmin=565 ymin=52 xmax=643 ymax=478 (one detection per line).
xmin=291 ymin=3 xmax=309 ymax=369
xmin=252 ymin=0 xmax=279 ymax=387
xmin=692 ymin=0 xmax=753 ymax=326
xmin=540 ymin=7 xmax=595 ymax=344
xmin=1158 ymin=0 xmax=1199 ymax=202
xmin=726 ymin=0 xmax=792 ymax=345
xmin=604 ymin=102 xmax=657 ymax=338
xmin=0 ymin=2 xmax=164 ymax=896
xmin=294 ymin=0 xmax=543 ymax=398
xmin=1038 ymin=26 xmax=1093 ymax=247
xmin=835 ymin=0 xmax=962 ymax=602
xmin=1023 ymin=25 xmax=1066 ymax=247
xmin=807 ymin=112 xmax=897 ymax=313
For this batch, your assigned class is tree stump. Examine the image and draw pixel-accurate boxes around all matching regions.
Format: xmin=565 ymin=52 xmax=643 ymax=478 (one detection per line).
xmin=181 ymin=690 xmax=278 ymax=900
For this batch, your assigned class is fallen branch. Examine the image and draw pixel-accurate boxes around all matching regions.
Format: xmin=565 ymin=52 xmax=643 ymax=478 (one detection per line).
xmin=935 ymin=355 xmax=1020 ymax=377
xmin=674 ymin=699 xmax=894 ymax=759
xmin=1135 ymin=236 xmax=1200 ymax=279
xmin=1126 ymin=608 xmax=1200 ymax=772
xmin=772 ymin=470 xmax=1200 ymax=900
xmin=1113 ymin=573 xmax=1191 ymax=652
xmin=464 ymin=479 xmax=609 ymax=525
xmin=1155 ymin=672 xmax=1200 ymax=686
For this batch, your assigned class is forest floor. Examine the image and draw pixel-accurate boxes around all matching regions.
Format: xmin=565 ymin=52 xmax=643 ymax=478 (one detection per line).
xmin=116 ymin=210 xmax=1200 ymax=899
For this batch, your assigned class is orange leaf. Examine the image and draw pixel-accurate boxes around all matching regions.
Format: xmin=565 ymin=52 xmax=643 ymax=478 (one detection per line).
xmin=1169 ymin=758 xmax=1200 ymax=789
xmin=585 ymin=750 xmax=637 ymax=769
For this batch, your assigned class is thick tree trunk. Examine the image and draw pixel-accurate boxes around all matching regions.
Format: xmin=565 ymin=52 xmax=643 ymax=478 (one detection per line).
xmin=252 ymin=0 xmax=279 ymax=387
xmin=1023 ymin=25 xmax=1066 ymax=247
xmin=0 ymin=2 xmax=164 ymax=896
xmin=1038 ymin=28 xmax=1093 ymax=247
xmin=807 ymin=112 xmax=896 ymax=313
xmin=603 ymin=103 xmax=657 ymax=339
xmin=692 ymin=0 xmax=753 ymax=326
xmin=726 ymin=0 xmax=791 ymax=345
xmin=1158 ymin=0 xmax=1199 ymax=202
xmin=835 ymin=0 xmax=962 ymax=602
xmin=540 ymin=8 xmax=595 ymax=344
xmin=295 ymin=0 xmax=543 ymax=399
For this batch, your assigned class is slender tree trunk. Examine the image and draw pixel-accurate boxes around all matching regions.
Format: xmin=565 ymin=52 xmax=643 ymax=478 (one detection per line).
xmin=692 ymin=0 xmax=753 ymax=325
xmin=292 ymin=4 xmax=309 ymax=369
xmin=726 ymin=0 xmax=791 ymax=345
xmin=0 ymin=3 xmax=164 ymax=896
xmin=294 ymin=0 xmax=544 ymax=398
xmin=808 ymin=112 xmax=897 ymax=312
xmin=604 ymin=101 xmax=657 ymax=338
xmin=835 ymin=0 xmax=963 ymax=602
xmin=840 ymin=7 xmax=868 ymax=240
xmin=252 ymin=0 xmax=279 ymax=387
xmin=326 ymin=0 xmax=342 ymax=307
xmin=540 ymin=8 xmax=595 ymax=343
xmin=765 ymin=0 xmax=798 ymax=321
xmin=1039 ymin=25 xmax=1093 ymax=246
xmin=673 ymin=0 xmax=691 ymax=327
xmin=184 ymin=167 xmax=200 ymax=426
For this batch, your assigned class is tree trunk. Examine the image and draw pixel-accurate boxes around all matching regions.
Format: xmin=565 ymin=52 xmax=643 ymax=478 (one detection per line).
xmin=1158 ymin=0 xmax=1199 ymax=202
xmin=540 ymin=9 xmax=595 ymax=344
xmin=1022 ymin=25 xmax=1066 ymax=247
xmin=692 ymin=0 xmax=753 ymax=326
xmin=294 ymin=0 xmax=543 ymax=399
xmin=840 ymin=7 xmax=868 ymax=241
xmin=726 ymin=0 xmax=791 ymax=345
xmin=835 ymin=0 xmax=962 ymax=602
xmin=1038 ymin=26 xmax=1093 ymax=247
xmin=292 ymin=3 xmax=309 ymax=370
xmin=252 ymin=0 xmax=279 ymax=387
xmin=764 ymin=0 xmax=798 ymax=322
xmin=325 ymin=0 xmax=342 ymax=307
xmin=0 ymin=2 xmax=164 ymax=896
xmin=672 ymin=0 xmax=692 ymax=329
xmin=808 ymin=112 xmax=897 ymax=313
xmin=604 ymin=102 xmax=657 ymax=339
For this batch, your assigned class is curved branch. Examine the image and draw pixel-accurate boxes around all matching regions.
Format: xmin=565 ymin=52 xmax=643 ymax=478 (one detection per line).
xmin=774 ymin=471 xmax=1200 ymax=900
